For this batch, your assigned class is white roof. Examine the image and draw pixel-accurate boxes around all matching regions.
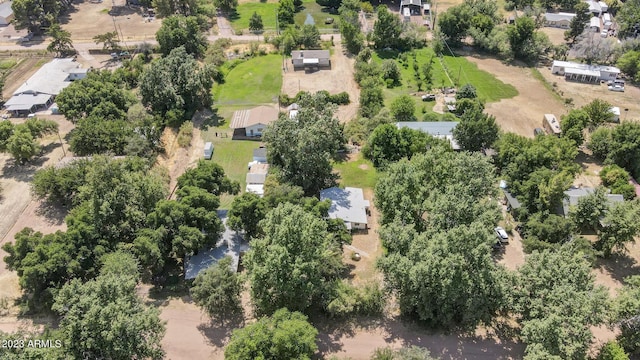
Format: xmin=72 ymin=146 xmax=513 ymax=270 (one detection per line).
xmin=610 ymin=106 xmax=620 ymax=116
xmin=585 ymin=0 xmax=601 ymax=12
xmin=302 ymin=58 xmax=319 ymax=64
xmin=0 ymin=1 xmax=13 ymax=18
xmin=598 ymin=1 xmax=608 ymax=9
xmin=565 ymin=67 xmax=600 ymax=77
xmin=552 ymin=60 xmax=620 ymax=74
xmin=590 ymin=17 xmax=601 ymax=28
xmin=13 ymin=58 xmax=87 ymax=97
xmin=545 ymin=12 xmax=576 ymax=22
xmin=246 ymin=184 xmax=264 ymax=196
xmin=544 ymin=114 xmax=562 ymax=134
xmin=289 ymin=109 xmax=298 ymax=119
xmin=403 ymin=8 xmax=410 ymax=16
xmin=4 ymin=93 xmax=51 ymax=111
xmin=320 ymin=187 xmax=369 ymax=225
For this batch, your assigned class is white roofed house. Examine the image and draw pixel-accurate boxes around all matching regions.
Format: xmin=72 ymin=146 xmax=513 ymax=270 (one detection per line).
xmin=320 ymin=187 xmax=370 ymax=231
xmin=395 ymin=121 xmax=460 ymax=150
xmin=291 ymin=50 xmax=331 ymax=70
xmin=544 ymin=12 xmax=576 ymax=28
xmin=551 ymin=60 xmax=620 ymax=83
xmin=4 ymin=58 xmax=88 ymax=116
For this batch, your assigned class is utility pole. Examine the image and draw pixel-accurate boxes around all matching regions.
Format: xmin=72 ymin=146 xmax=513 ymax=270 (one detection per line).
xmin=57 ymin=130 xmax=66 ymax=157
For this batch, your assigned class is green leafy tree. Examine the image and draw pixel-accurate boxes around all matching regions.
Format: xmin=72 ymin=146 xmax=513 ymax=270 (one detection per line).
xmin=565 ymin=2 xmax=590 ymax=43
xmin=339 ymin=0 xmax=364 ymax=54
xmin=245 ymin=203 xmax=343 ymax=315
xmin=371 ymin=346 xmax=439 ymax=360
xmin=456 ymin=83 xmax=477 ymax=100
xmin=614 ymin=275 xmax=640 ymax=355
xmin=453 ymin=106 xmax=499 ymax=151
xmin=224 ymin=308 xmax=318 ymax=360
xmin=140 ymin=46 xmax=217 ymax=120
xmin=299 ymin=24 xmax=321 ymax=48
xmin=177 ymin=160 xmax=240 ymax=196
xmin=278 ymin=0 xmax=295 ymax=26
xmin=93 ymin=31 xmax=120 ymax=51
xmin=390 ymin=95 xmax=416 ymax=122
xmin=588 ymin=126 xmax=612 ymax=160
xmin=12 ymin=0 xmax=63 ymax=32
xmin=264 ymin=94 xmax=345 ymax=195
xmin=214 ymin=0 xmax=238 ymax=12
xmin=191 ymin=256 xmax=243 ymax=323
xmin=156 ymin=16 xmax=207 ymax=57
xmin=522 ymin=213 xmax=574 ymax=252
xmin=601 ymin=165 xmax=636 ymax=200
xmin=560 ymin=109 xmax=588 ymax=145
xmin=596 ymin=200 xmax=640 ymax=257
xmin=616 ymin=50 xmax=640 ymax=80
xmin=569 ymin=186 xmax=609 ymax=231
xmin=598 ymin=341 xmax=630 ymax=360
xmin=227 ymin=192 xmax=266 ymax=239
xmin=513 ymin=246 xmax=609 ymax=359
xmin=507 ymin=16 xmax=546 ymax=61
xmin=616 ymin=0 xmax=640 ymax=38
xmin=359 ymin=82 xmax=384 ymax=118
xmin=372 ymin=6 xmax=403 ymax=49
xmin=69 ymin=117 xmax=134 ymax=155
xmin=249 ymin=11 xmax=264 ymax=32
xmin=6 ymin=126 xmax=40 ymax=164
xmin=47 ymin=23 xmax=74 ymax=56
xmin=583 ymin=99 xmax=614 ymax=129
xmin=381 ymin=60 xmax=401 ymax=85
xmin=52 ymin=269 xmax=165 ymax=359
xmin=437 ymin=3 xmax=473 ymax=44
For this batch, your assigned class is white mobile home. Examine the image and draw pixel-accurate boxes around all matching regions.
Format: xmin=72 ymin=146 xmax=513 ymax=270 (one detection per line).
xmin=551 ymin=60 xmax=620 ymax=83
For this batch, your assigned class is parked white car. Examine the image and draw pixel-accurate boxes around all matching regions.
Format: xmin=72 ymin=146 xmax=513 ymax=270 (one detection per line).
xmin=608 ymin=85 xmax=624 ymax=92
xmin=494 ymin=227 xmax=509 ymax=244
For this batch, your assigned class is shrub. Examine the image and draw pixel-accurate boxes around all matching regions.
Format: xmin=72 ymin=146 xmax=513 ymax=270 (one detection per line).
xmin=328 ymin=92 xmax=350 ymax=105
xmin=177 ymin=121 xmax=194 ymax=147
xmin=598 ymin=341 xmax=630 ymax=360
xmin=325 ymin=281 xmax=385 ymax=317
xmin=279 ymin=93 xmax=294 ymax=107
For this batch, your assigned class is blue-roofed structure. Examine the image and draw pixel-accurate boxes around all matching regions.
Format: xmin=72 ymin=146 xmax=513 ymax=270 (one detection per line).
xmin=395 ymin=121 xmax=460 ymax=150
xmin=184 ymin=210 xmax=249 ymax=279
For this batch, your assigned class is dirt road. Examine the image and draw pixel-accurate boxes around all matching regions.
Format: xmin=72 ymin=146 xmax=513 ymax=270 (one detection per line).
xmin=465 ymin=56 xmax=566 ymax=138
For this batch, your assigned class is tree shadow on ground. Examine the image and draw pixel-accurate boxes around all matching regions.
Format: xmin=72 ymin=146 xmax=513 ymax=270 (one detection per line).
xmin=197 ymin=312 xmax=245 ymax=348
xmin=34 ymin=201 xmax=69 ymax=226
xmin=1 ymin=154 xmax=51 ymax=183
xmin=596 ymin=251 xmax=640 ymax=284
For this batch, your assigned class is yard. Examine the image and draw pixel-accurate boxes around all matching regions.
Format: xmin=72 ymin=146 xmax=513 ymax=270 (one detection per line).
xmin=372 ymin=48 xmax=518 ymax=119
xmin=213 ymin=54 xmax=283 ymax=107
xmin=230 ymin=0 xmax=339 ymax=32
xmin=333 ymin=152 xmax=378 ymax=189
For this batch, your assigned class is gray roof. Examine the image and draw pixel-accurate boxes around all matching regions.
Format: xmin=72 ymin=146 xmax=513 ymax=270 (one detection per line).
xmin=545 ymin=12 xmax=576 ymax=22
xmin=246 ymin=172 xmax=267 ymax=184
xmin=253 ymin=147 xmax=267 ymax=159
xmin=184 ymin=210 xmax=249 ymax=279
xmin=320 ymin=187 xmax=370 ymax=225
xmin=0 ymin=1 xmax=13 ymax=18
xmin=562 ymin=187 xmax=624 ymax=216
xmin=230 ymin=105 xmax=279 ymax=129
xmin=12 ymin=58 xmax=87 ymax=97
xmin=395 ymin=121 xmax=460 ymax=150
xmin=503 ymin=189 xmax=522 ymax=210
xmin=4 ymin=93 xmax=51 ymax=111
xmin=291 ymin=50 xmax=330 ymax=61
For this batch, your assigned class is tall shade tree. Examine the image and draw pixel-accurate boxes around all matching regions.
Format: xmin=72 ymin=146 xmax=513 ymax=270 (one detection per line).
xmin=583 ymin=98 xmax=614 ymax=129
xmin=93 ymin=31 xmax=120 ymax=51
xmin=12 ymin=0 xmax=64 ymax=32
xmin=339 ymin=0 xmax=364 ymax=54
xmin=596 ymin=200 xmax=640 ymax=258
xmin=177 ymin=160 xmax=240 ymax=196
xmin=156 ymin=15 xmax=207 ymax=57
xmin=452 ymin=105 xmax=499 ymax=151
xmin=277 ymin=0 xmax=295 ymax=26
xmin=227 ymin=192 xmax=266 ymax=239
xmin=390 ymin=95 xmax=416 ymax=121
xmin=513 ymin=246 xmax=609 ymax=359
xmin=214 ymin=0 xmax=238 ymax=12
xmin=372 ymin=6 xmax=403 ymax=49
xmin=244 ymin=203 xmax=343 ymax=315
xmin=224 ymin=308 xmax=318 ymax=360
xmin=565 ymin=2 xmax=590 ymax=43
xmin=47 ymin=23 xmax=74 ymax=56
xmin=560 ymin=109 xmax=589 ymax=145
xmin=52 ymin=270 xmax=165 ymax=359
xmin=614 ymin=275 xmax=640 ymax=355
xmin=191 ymin=256 xmax=243 ymax=323
xmin=263 ymin=92 xmax=345 ymax=195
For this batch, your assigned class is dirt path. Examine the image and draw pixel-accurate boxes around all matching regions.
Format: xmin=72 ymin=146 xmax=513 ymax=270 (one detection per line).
xmin=281 ymin=40 xmax=360 ymax=123
xmin=464 ymin=56 xmax=566 ymax=138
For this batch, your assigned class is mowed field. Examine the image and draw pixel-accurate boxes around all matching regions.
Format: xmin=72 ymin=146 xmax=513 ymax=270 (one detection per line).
xmin=230 ymin=0 xmax=339 ymax=32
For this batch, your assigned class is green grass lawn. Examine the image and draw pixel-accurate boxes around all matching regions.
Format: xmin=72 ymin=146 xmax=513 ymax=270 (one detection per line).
xmin=0 ymin=59 xmax=17 ymax=70
xmin=213 ymin=54 xmax=283 ymax=106
xmin=372 ymin=48 xmax=518 ymax=119
xmin=200 ymin=130 xmax=262 ymax=209
xmin=231 ymin=0 xmax=339 ymax=32
xmin=333 ymin=153 xmax=378 ymax=189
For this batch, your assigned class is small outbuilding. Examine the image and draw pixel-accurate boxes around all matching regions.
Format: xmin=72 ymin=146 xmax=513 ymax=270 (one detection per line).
xmin=0 ymin=1 xmax=13 ymax=26
xmin=400 ymin=0 xmax=422 ymax=14
xmin=320 ymin=187 xmax=370 ymax=231
xmin=291 ymin=50 xmax=331 ymax=70
xmin=590 ymin=17 xmax=601 ymax=32
xmin=253 ymin=147 xmax=267 ymax=163
xmin=543 ymin=114 xmax=561 ymax=136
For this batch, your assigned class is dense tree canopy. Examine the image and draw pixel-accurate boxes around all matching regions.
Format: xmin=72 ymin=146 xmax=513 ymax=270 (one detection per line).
xmin=614 ymin=275 xmax=640 ymax=355
xmin=224 ymin=308 xmax=318 ymax=360
xmin=140 ymin=46 xmax=218 ymax=122
xmin=156 ymin=15 xmax=207 ymax=57
xmin=513 ymin=247 xmax=609 ymax=359
xmin=588 ymin=122 xmax=640 ymax=179
xmin=339 ymin=0 xmax=364 ymax=54
xmin=245 ymin=203 xmax=343 ymax=315
xmin=0 ymin=118 xmax=58 ymax=164
xmin=596 ymin=200 xmax=640 ymax=258
xmin=453 ymin=103 xmax=499 ymax=151
xmin=264 ymin=92 xmax=345 ymax=195
xmin=227 ymin=192 xmax=266 ymax=239
xmin=372 ymin=6 xmax=403 ymax=49
xmin=191 ymin=256 xmax=243 ymax=323
xmin=12 ymin=0 xmax=66 ymax=32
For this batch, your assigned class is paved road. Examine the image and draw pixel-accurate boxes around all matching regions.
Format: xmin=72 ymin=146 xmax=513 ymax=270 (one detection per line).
xmin=0 ymin=33 xmax=341 ymax=52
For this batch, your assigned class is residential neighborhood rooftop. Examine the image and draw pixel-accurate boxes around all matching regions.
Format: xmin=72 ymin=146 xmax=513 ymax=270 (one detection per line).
xmin=562 ymin=187 xmax=624 ymax=217
xmin=396 ymin=121 xmax=460 ymax=150
xmin=230 ymin=105 xmax=279 ymax=129
xmin=320 ymin=187 xmax=370 ymax=227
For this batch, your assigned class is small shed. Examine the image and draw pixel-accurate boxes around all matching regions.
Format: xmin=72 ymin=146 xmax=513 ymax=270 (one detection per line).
xmin=543 ymin=114 xmax=561 ymax=136
xmin=0 ymin=1 xmax=14 ymax=26
xmin=253 ymin=147 xmax=267 ymax=163
xmin=590 ymin=17 xmax=601 ymax=32
xmin=599 ymin=1 xmax=608 ymax=12
xmin=291 ymin=50 xmax=331 ymax=70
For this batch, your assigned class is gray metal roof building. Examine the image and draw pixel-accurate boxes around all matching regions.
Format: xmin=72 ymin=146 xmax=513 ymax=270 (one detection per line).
xmin=562 ymin=187 xmax=624 ymax=217
xmin=395 ymin=121 xmax=460 ymax=150
xmin=320 ymin=187 xmax=370 ymax=230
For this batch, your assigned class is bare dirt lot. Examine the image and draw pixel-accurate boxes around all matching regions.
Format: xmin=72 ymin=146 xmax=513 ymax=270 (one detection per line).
xmin=540 ymin=27 xmax=568 ymax=46
xmin=465 ymin=55 xmax=567 ymax=138
xmin=538 ymin=66 xmax=640 ymax=120
xmin=281 ymin=40 xmax=360 ymax=123
xmin=60 ymin=0 xmax=160 ymax=42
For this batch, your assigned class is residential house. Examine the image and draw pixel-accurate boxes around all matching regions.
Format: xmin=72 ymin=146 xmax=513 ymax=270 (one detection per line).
xmin=395 ymin=121 xmax=461 ymax=150
xmin=4 ymin=58 xmax=88 ymax=116
xmin=246 ymin=162 xmax=269 ymax=197
xmin=230 ymin=105 xmax=279 ymax=138
xmin=562 ymin=187 xmax=624 ymax=217
xmin=0 ymin=1 xmax=13 ymax=26
xmin=551 ymin=60 xmax=620 ymax=83
xmin=320 ymin=187 xmax=370 ymax=231
xmin=544 ymin=12 xmax=576 ymax=28
xmin=184 ymin=210 xmax=249 ymax=279
xmin=291 ymin=50 xmax=331 ymax=70
xmin=400 ymin=0 xmax=422 ymax=15
xmin=585 ymin=0 xmax=602 ymax=16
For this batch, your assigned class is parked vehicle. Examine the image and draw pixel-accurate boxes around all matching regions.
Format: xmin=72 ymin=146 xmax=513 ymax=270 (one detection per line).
xmin=608 ymin=85 xmax=624 ymax=92
xmin=421 ymin=94 xmax=436 ymax=101
xmin=495 ymin=226 xmax=509 ymax=244
xmin=204 ymin=142 xmax=213 ymax=160
xmin=534 ymin=128 xmax=545 ymax=136
xmin=492 ymin=240 xmax=504 ymax=252
xmin=607 ymin=79 xmax=625 ymax=86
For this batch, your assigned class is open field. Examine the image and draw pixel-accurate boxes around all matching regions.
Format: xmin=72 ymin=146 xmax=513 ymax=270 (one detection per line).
xmin=60 ymin=0 xmax=160 ymax=41
xmin=230 ymin=0 xmax=339 ymax=32
xmin=281 ymin=41 xmax=360 ymax=122
xmin=372 ymin=48 xmax=518 ymax=119
xmin=214 ymin=54 xmax=283 ymax=106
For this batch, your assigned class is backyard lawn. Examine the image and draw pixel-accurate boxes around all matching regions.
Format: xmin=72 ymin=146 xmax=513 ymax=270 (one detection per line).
xmin=372 ymin=48 xmax=518 ymax=119
xmin=200 ymin=130 xmax=262 ymax=209
xmin=230 ymin=0 xmax=338 ymax=32
xmin=333 ymin=153 xmax=378 ymax=189
xmin=213 ymin=54 xmax=283 ymax=107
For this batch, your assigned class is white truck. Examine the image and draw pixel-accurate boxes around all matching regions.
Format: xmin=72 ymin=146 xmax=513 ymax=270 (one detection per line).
xmin=204 ymin=142 xmax=213 ymax=160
